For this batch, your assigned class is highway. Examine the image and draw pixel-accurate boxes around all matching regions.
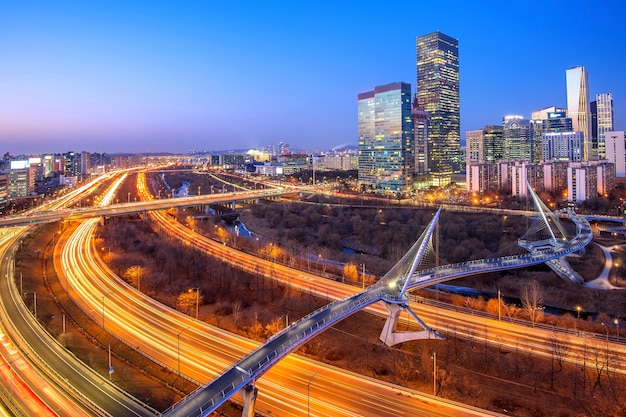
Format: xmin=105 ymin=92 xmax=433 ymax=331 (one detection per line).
xmin=0 ymin=170 xmax=617 ymax=416
xmin=0 ymin=173 xmax=161 ymax=416
xmin=56 ymin=202 xmax=504 ymax=414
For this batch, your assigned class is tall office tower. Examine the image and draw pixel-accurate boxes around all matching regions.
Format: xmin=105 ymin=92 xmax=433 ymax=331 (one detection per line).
xmin=531 ymin=107 xmax=569 ymax=162
xmin=484 ymin=125 xmax=503 ymax=162
xmin=358 ymin=82 xmax=414 ymax=195
xmin=566 ymin=66 xmax=591 ymax=161
xmin=411 ymin=95 xmax=429 ymax=175
xmin=605 ymin=131 xmax=625 ymax=177
xmin=416 ymin=31 xmax=460 ymax=181
xmin=64 ymin=151 xmax=81 ymax=177
xmin=590 ymin=100 xmax=598 ymax=155
xmin=502 ymin=115 xmax=532 ymax=161
xmin=594 ymin=93 xmax=614 ymax=159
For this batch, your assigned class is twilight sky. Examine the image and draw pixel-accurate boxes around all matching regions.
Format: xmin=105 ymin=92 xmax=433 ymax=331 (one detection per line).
xmin=1 ymin=1 xmax=625 ymax=155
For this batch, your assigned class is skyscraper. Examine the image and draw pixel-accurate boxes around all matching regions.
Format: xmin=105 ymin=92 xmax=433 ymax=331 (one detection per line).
xmin=502 ymin=115 xmax=532 ymax=161
xmin=416 ymin=31 xmax=460 ymax=181
xmin=357 ymin=82 xmax=413 ymax=195
xmin=594 ymin=93 xmax=614 ymax=159
xmin=411 ymin=95 xmax=428 ymax=175
xmin=566 ymin=66 xmax=591 ymax=161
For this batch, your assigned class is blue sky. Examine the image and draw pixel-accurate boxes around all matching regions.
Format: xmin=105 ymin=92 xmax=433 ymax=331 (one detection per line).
xmin=1 ymin=1 xmax=624 ymax=155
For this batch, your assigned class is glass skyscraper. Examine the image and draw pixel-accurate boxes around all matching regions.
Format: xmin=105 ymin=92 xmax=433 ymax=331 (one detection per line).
xmin=566 ymin=66 xmax=591 ymax=161
xmin=594 ymin=93 xmax=614 ymax=159
xmin=416 ymin=31 xmax=460 ymax=179
xmin=358 ymin=82 xmax=413 ymax=195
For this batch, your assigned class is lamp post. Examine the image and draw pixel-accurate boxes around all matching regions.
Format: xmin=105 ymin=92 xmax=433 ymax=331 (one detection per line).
xmin=177 ymin=326 xmax=190 ymax=376
xmin=601 ymin=322 xmax=610 ymax=364
xmin=101 ymin=292 xmax=113 ymax=329
xmin=615 ymin=318 xmax=620 ymax=343
xmin=24 ymin=291 xmax=36 ymax=318
xmin=307 ymin=372 xmax=316 ymax=417
xmin=360 ymin=263 xmax=366 ymax=289
xmin=189 ymin=288 xmax=200 ymax=319
xmin=615 ymin=262 xmax=620 ymax=286
xmin=432 ymin=350 xmax=437 ymax=396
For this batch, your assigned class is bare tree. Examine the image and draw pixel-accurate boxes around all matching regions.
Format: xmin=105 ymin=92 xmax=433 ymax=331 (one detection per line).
xmin=550 ymin=332 xmax=570 ymax=390
xmin=232 ymin=300 xmax=243 ymax=327
xmin=521 ymin=280 xmax=544 ymax=327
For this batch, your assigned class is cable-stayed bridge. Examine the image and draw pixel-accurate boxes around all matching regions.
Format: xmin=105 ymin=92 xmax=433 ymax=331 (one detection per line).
xmin=164 ymin=183 xmax=593 ymax=417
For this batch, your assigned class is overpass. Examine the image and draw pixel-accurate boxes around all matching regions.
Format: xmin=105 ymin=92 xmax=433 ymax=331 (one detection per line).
xmin=164 ymin=183 xmax=593 ymax=417
xmin=0 ymin=188 xmax=291 ymax=228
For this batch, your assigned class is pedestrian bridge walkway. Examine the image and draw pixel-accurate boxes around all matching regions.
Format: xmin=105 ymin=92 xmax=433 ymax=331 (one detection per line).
xmin=164 ymin=183 xmax=593 ymax=417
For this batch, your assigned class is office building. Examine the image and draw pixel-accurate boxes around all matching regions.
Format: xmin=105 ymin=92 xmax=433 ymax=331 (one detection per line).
xmin=566 ymin=66 xmax=591 ymax=160
xmin=503 ymin=116 xmax=532 ymax=161
xmin=593 ymin=93 xmax=614 ymax=159
xmin=416 ymin=31 xmax=460 ymax=179
xmin=541 ymin=131 xmax=583 ymax=162
xmin=605 ymin=131 xmax=625 ymax=177
xmin=358 ymin=82 xmax=413 ymax=194
xmin=412 ymin=96 xmax=429 ymax=175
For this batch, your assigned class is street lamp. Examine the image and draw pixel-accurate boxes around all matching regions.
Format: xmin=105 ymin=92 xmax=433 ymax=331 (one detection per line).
xmin=614 ymin=318 xmax=620 ymax=343
xmin=360 ymin=263 xmax=366 ymax=289
xmin=102 ymin=292 xmax=113 ymax=329
xmin=615 ymin=262 xmax=620 ymax=286
xmin=576 ymin=306 xmax=581 ymax=319
xmin=431 ymin=350 xmax=437 ymax=396
xmin=189 ymin=288 xmax=200 ymax=319
xmin=307 ymin=372 xmax=316 ymax=417
xmin=177 ymin=326 xmax=190 ymax=376
xmin=601 ymin=322 xmax=610 ymax=362
xmin=24 ymin=291 xmax=36 ymax=318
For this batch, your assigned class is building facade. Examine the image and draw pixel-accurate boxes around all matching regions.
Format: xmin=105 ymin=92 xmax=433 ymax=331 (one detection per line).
xmin=412 ymin=96 xmax=429 ymax=175
xmin=503 ymin=116 xmax=532 ymax=161
xmin=594 ymin=93 xmax=614 ymax=159
xmin=358 ymin=82 xmax=413 ymax=194
xmin=541 ymin=131 xmax=583 ymax=162
xmin=605 ymin=131 xmax=626 ymax=177
xmin=566 ymin=66 xmax=591 ymax=161
xmin=416 ymin=31 xmax=460 ymax=178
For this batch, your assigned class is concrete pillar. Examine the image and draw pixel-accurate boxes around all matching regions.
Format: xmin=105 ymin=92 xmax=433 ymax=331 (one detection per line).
xmin=240 ymin=383 xmax=258 ymax=417
xmin=379 ymin=302 xmax=444 ymax=347
xmin=232 ymin=201 xmax=236 ymax=211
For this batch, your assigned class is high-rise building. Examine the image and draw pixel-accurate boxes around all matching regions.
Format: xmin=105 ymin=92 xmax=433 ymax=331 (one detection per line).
xmin=566 ymin=66 xmax=591 ymax=161
xmin=594 ymin=93 xmax=614 ymax=159
xmin=466 ymin=129 xmax=484 ymax=163
xmin=605 ymin=131 xmax=625 ymax=177
xmin=358 ymin=82 xmax=413 ymax=195
xmin=502 ymin=115 xmax=532 ymax=161
xmin=416 ymin=31 xmax=460 ymax=179
xmin=541 ymin=131 xmax=583 ymax=162
xmin=411 ymin=95 xmax=429 ymax=175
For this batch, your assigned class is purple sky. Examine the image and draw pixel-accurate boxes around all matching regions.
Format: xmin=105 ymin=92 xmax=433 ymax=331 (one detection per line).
xmin=1 ymin=0 xmax=624 ymax=155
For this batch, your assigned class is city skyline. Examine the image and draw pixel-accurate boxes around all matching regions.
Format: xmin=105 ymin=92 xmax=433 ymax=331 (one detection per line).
xmin=1 ymin=1 xmax=625 ymax=155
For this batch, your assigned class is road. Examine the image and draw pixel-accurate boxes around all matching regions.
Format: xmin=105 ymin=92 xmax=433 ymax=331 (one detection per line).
xmin=57 ymin=213 xmax=503 ymax=417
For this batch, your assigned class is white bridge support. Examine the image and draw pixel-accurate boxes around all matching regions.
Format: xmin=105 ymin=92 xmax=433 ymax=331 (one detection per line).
xmin=379 ymin=302 xmax=444 ymax=347
xmin=239 ymin=383 xmax=258 ymax=417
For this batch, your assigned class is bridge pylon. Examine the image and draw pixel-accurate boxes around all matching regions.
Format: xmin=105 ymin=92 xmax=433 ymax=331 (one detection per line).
xmin=377 ymin=207 xmax=444 ymax=346
xmin=240 ymin=382 xmax=258 ymax=417
xmin=379 ymin=302 xmax=444 ymax=346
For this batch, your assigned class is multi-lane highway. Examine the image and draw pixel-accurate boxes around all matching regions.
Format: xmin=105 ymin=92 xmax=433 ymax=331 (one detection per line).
xmin=1 ymin=169 xmax=620 ymax=417
xmin=58 ymin=214 xmax=502 ymax=417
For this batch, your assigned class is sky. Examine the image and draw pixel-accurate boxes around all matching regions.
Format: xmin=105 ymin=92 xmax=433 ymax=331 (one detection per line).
xmin=1 ymin=1 xmax=625 ymax=155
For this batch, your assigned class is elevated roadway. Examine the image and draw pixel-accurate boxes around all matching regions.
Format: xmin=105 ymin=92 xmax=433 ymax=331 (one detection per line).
xmin=165 ymin=207 xmax=593 ymax=416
